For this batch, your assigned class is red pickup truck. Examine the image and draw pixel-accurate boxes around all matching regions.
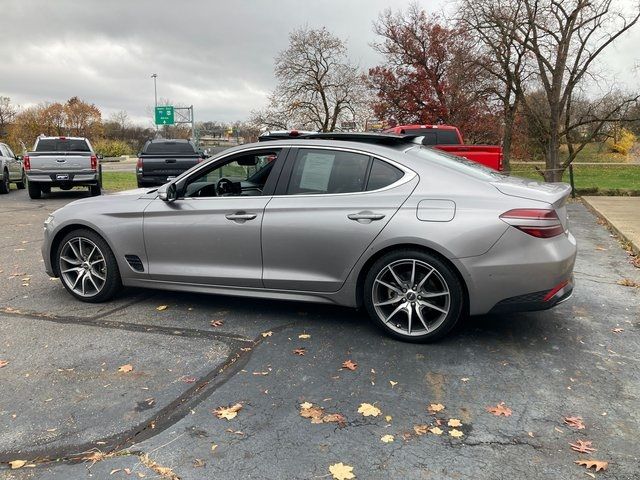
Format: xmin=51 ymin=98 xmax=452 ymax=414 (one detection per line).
xmin=384 ymin=124 xmax=503 ymax=171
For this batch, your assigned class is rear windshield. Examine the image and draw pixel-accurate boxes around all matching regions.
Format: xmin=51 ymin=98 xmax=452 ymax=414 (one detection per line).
xmin=35 ymin=138 xmax=90 ymax=152
xmin=144 ymin=141 xmax=196 ymax=154
xmin=408 ymin=146 xmax=504 ymax=181
xmin=400 ymin=129 xmax=460 ymax=145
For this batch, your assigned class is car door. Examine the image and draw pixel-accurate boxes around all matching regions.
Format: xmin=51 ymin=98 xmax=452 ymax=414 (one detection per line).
xmin=3 ymin=145 xmax=18 ymax=179
xmin=262 ymin=147 xmax=417 ymax=292
xmin=142 ymin=147 xmax=287 ymax=287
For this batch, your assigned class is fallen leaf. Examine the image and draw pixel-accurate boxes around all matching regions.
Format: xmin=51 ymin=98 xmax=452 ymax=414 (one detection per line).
xmin=261 ymin=331 xmax=273 ymax=337
xmin=413 ymin=424 xmax=429 ymax=435
xmin=574 ymin=460 xmax=608 ymax=472
xmin=0 ymin=360 xmax=9 ymax=368
xmin=110 ymin=469 xmax=121 ymax=475
xmin=193 ymin=458 xmax=206 ymax=468
xmin=358 ymin=403 xmax=381 ymax=417
xmin=461 ymin=377 xmax=470 ymax=382
xmin=211 ymin=444 xmax=218 ymax=452
xmin=617 ymin=278 xmax=639 ymax=288
xmin=300 ymin=401 xmax=313 ymax=410
xmin=210 ymin=320 xmax=224 ymax=327
xmin=385 ymin=415 xmax=392 ymax=422
xmin=9 ymin=460 xmax=26 ymax=469
xmin=448 ymin=418 xmax=462 ymax=427
xmin=293 ymin=348 xmax=306 ymax=356
xmin=611 ymin=327 xmax=624 ymax=333
xmin=298 ymin=334 xmax=311 ymax=339
xmin=380 ymin=434 xmax=394 ymax=443
xmin=181 ymin=376 xmax=197 ymax=383
xmin=329 ymin=462 xmax=355 ymax=480
xmin=564 ymin=416 xmax=586 ymax=429
xmin=342 ymin=360 xmax=357 ymax=371
xmin=428 ymin=403 xmax=445 ymax=414
xmin=486 ymin=402 xmax=512 ymax=416
xmin=322 ymin=413 xmax=347 ymax=427
xmin=449 ymin=428 xmax=464 ymax=438
xmin=430 ymin=426 xmax=443 ymax=435
xmin=570 ymin=440 xmax=596 ymax=453
xmin=156 ymin=305 xmax=168 ymax=311
xmin=213 ymin=403 xmax=243 ymax=420
xmin=389 ymin=380 xmax=397 ymax=387
xmin=118 ymin=364 xmax=133 ymax=373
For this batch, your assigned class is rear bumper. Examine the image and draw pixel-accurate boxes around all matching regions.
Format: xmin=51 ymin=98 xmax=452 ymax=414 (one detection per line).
xmin=27 ymin=171 xmax=98 ymax=184
xmin=136 ymin=175 xmax=171 ymax=187
xmin=487 ymin=276 xmax=574 ymax=314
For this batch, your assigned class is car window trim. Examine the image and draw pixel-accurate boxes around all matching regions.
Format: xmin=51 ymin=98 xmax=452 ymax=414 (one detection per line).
xmin=273 ymin=145 xmax=416 ymax=198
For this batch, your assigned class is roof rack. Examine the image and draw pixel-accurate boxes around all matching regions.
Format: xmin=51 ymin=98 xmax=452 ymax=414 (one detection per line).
xmin=258 ymin=131 xmax=421 ymax=146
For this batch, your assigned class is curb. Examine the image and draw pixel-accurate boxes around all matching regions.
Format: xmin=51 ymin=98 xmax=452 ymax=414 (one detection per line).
xmin=581 ymin=197 xmax=640 ymax=256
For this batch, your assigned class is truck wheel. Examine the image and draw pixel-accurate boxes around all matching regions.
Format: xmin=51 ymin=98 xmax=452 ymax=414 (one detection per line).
xmin=28 ymin=181 xmax=41 ymax=199
xmin=89 ymin=184 xmax=102 ymax=196
xmin=16 ymin=170 xmax=26 ymax=189
xmin=0 ymin=170 xmax=9 ymax=194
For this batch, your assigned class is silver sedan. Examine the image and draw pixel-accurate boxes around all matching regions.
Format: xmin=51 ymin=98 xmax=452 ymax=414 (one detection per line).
xmin=42 ymin=135 xmax=576 ymax=342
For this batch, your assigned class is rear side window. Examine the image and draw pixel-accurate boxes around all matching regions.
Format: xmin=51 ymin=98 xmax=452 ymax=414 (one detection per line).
xmin=35 ymin=139 xmax=91 ymax=152
xmin=145 ymin=141 xmax=196 ymax=155
xmin=366 ymin=159 xmax=404 ymax=190
xmin=287 ymin=149 xmax=370 ymax=195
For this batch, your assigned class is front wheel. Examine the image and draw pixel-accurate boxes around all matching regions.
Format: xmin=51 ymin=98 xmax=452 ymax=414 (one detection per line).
xmin=56 ymin=229 xmax=121 ymax=302
xmin=363 ymin=249 xmax=464 ymax=342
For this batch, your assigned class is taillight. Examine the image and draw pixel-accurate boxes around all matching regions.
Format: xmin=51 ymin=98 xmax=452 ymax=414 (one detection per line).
xmin=23 ymin=155 xmax=31 ymax=171
xmin=136 ymin=158 xmax=143 ymax=172
xmin=90 ymin=155 xmax=98 ymax=170
xmin=499 ymin=209 xmax=565 ymax=238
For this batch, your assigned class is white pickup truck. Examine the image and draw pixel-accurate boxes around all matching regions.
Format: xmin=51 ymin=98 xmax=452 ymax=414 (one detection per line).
xmin=24 ymin=136 xmax=102 ymax=199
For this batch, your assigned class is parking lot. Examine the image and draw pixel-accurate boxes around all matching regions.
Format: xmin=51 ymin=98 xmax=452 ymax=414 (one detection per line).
xmin=0 ymin=188 xmax=639 ymax=479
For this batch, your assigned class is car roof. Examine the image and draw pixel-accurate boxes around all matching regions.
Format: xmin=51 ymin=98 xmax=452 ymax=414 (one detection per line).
xmin=37 ymin=136 xmax=87 ymax=140
xmin=240 ymin=138 xmax=410 ymax=158
xmin=149 ymin=138 xmax=191 ymax=143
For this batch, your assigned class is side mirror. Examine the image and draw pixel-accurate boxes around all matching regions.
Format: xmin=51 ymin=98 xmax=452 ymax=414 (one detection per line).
xmin=15 ymin=155 xmax=23 ymax=161
xmin=160 ymin=183 xmax=178 ymax=202
xmin=97 ymin=154 xmax=104 ymax=160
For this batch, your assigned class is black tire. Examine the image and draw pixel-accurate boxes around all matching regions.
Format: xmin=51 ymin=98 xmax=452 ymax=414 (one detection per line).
xmin=55 ymin=229 xmax=122 ymax=303
xmin=16 ymin=170 xmax=26 ymax=189
xmin=27 ymin=180 xmax=41 ymax=199
xmin=0 ymin=170 xmax=9 ymax=194
xmin=41 ymin=184 xmax=51 ymax=194
xmin=363 ymin=249 xmax=465 ymax=343
xmin=89 ymin=183 xmax=101 ymax=196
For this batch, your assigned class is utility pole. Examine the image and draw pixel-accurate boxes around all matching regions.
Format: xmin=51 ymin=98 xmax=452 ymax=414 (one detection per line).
xmin=151 ymin=73 xmax=158 ymax=131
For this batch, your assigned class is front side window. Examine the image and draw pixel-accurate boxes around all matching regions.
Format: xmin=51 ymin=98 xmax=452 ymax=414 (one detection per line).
xmin=287 ymin=149 xmax=371 ymax=195
xmin=183 ymin=150 xmax=280 ymax=198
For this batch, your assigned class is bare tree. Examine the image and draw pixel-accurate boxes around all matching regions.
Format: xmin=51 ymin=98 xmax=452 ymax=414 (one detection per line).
xmin=459 ymin=0 xmax=532 ymax=170
xmin=252 ymin=27 xmax=367 ymax=132
xmin=0 ymin=97 xmax=18 ymax=138
xmin=518 ymin=0 xmax=640 ymax=181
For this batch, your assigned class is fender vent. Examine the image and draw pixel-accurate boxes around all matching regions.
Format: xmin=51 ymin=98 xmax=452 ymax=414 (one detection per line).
xmin=125 ymin=255 xmax=144 ymax=272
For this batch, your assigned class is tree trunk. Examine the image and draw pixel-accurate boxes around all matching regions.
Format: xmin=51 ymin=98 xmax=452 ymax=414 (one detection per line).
xmin=545 ymin=116 xmax=564 ymax=182
xmin=502 ymin=108 xmax=516 ymax=172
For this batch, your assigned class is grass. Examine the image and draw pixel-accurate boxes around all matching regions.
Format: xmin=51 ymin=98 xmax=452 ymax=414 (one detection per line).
xmin=559 ymin=142 xmax=632 ymax=163
xmin=102 ymin=171 xmax=137 ymax=191
xmin=509 ymin=164 xmax=640 ymax=195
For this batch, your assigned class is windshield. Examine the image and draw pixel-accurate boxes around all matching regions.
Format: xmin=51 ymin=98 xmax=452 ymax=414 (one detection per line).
xmin=35 ymin=138 xmax=90 ymax=152
xmin=408 ymin=146 xmax=505 ymax=181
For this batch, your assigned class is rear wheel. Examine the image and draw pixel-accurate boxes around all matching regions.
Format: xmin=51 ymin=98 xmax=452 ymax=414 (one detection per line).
xmin=0 ymin=170 xmax=9 ymax=194
xmin=56 ymin=229 xmax=121 ymax=302
xmin=16 ymin=170 xmax=26 ymax=189
xmin=363 ymin=249 xmax=464 ymax=342
xmin=27 ymin=180 xmax=41 ymax=199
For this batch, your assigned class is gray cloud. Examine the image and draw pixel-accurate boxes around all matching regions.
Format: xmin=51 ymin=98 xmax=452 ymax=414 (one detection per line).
xmin=1 ymin=0 xmax=637 ymax=125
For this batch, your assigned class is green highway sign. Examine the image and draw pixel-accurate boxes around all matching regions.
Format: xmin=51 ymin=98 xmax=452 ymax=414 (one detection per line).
xmin=155 ymin=105 xmax=174 ymax=125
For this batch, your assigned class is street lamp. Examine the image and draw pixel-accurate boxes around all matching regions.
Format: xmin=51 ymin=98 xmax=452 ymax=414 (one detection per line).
xmin=151 ymin=73 xmax=158 ymax=109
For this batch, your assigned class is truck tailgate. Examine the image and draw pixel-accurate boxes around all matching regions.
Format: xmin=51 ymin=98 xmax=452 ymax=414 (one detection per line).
xmin=28 ymin=152 xmax=93 ymax=171
xmin=140 ymin=155 xmax=201 ymax=178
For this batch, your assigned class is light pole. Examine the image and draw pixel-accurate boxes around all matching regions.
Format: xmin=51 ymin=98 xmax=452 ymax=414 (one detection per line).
xmin=151 ymin=73 xmax=158 ymax=131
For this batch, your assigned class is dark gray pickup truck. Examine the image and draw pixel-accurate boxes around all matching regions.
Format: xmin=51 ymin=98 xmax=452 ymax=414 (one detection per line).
xmin=136 ymin=139 xmax=206 ymax=187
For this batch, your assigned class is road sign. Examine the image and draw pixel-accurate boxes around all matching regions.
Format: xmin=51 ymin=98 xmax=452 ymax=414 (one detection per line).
xmin=155 ymin=106 xmax=174 ymax=125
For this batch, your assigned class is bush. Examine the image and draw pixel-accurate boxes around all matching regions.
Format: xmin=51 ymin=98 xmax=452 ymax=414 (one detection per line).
xmin=93 ymin=139 xmax=134 ymax=157
xmin=609 ymin=128 xmax=636 ymax=155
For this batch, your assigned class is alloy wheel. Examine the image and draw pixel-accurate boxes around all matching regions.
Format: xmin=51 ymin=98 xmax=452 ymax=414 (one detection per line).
xmin=59 ymin=237 xmax=107 ymax=297
xmin=372 ymin=259 xmax=450 ymax=337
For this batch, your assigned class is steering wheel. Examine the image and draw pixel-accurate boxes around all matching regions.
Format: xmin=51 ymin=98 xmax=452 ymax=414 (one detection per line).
xmin=216 ymin=177 xmax=234 ymax=196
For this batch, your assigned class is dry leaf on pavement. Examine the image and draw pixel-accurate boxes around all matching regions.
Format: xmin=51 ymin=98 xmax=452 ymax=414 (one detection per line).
xmin=261 ymin=331 xmax=273 ymax=337
xmin=564 ymin=416 xmax=586 ymax=429
xmin=298 ymin=334 xmax=311 ymax=339
xmin=0 ymin=360 xmax=9 ymax=368
xmin=448 ymin=418 xmax=462 ymax=427
xmin=9 ymin=460 xmax=26 ymax=469
xmin=300 ymin=401 xmax=313 ymax=410
xmin=342 ymin=360 xmax=357 ymax=371
xmin=118 ymin=364 xmax=133 ymax=373
xmin=156 ymin=305 xmax=168 ymax=311
xmin=193 ymin=458 xmax=205 ymax=468
xmin=213 ymin=403 xmax=243 ymax=420
xmin=574 ymin=460 xmax=608 ymax=472
xmin=611 ymin=328 xmax=624 ymax=333
xmin=428 ymin=403 xmax=445 ymax=414
xmin=293 ymin=348 xmax=306 ymax=356
xmin=486 ymin=402 xmax=512 ymax=416
xmin=449 ymin=428 xmax=464 ymax=438
xmin=210 ymin=320 xmax=224 ymax=327
xmin=380 ymin=434 xmax=394 ymax=443
xmin=358 ymin=403 xmax=381 ymax=417
xmin=413 ymin=424 xmax=429 ymax=436
xmin=329 ymin=462 xmax=355 ymax=480
xmin=430 ymin=426 xmax=443 ymax=435
xmin=570 ymin=440 xmax=596 ymax=453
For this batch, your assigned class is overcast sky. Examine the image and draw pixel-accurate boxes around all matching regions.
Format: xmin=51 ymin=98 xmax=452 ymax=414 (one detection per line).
xmin=2 ymin=0 xmax=639 ymax=126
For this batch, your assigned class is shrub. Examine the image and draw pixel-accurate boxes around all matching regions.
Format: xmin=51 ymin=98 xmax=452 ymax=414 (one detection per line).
xmin=609 ymin=128 xmax=636 ymax=155
xmin=93 ymin=139 xmax=134 ymax=157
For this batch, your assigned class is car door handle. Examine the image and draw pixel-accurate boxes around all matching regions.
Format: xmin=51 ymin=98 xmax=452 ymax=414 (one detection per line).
xmin=347 ymin=211 xmax=386 ymax=223
xmin=225 ymin=212 xmax=257 ymax=221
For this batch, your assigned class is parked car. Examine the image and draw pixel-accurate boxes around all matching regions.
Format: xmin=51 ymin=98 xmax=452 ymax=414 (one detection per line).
xmin=0 ymin=142 xmax=26 ymax=194
xmin=384 ymin=124 xmax=504 ymax=170
xmin=42 ymin=133 xmax=575 ymax=342
xmin=136 ymin=139 xmax=207 ymax=187
xmin=24 ymin=136 xmax=101 ymax=199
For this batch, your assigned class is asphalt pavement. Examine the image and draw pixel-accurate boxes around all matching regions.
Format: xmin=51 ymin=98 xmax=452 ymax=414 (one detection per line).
xmin=0 ymin=186 xmax=639 ymax=479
